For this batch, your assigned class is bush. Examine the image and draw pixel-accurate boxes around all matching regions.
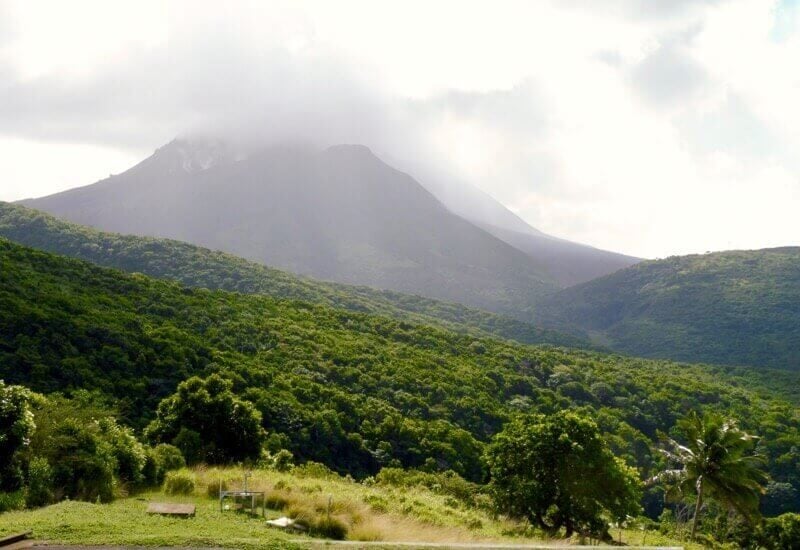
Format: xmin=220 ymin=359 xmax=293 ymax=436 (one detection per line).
xmin=143 ymin=444 xmax=187 ymax=486
xmin=163 ymin=469 xmax=196 ymax=495
xmin=25 ymin=457 xmax=53 ymax=507
xmin=142 ymin=450 xmax=161 ymax=486
xmin=375 ymin=467 xmax=479 ymax=504
xmin=0 ymin=382 xmax=36 ymax=492
xmin=45 ymin=420 xmax=116 ymax=503
xmin=154 ymin=444 xmax=186 ymax=472
xmin=272 ymin=449 xmax=294 ymax=472
xmin=98 ymin=418 xmax=147 ymax=485
xmin=312 ymin=516 xmax=349 ymax=540
xmin=757 ymin=513 xmax=800 ymax=549
xmin=293 ymin=461 xmax=337 ymax=479
xmin=0 ymin=490 xmax=25 ymax=512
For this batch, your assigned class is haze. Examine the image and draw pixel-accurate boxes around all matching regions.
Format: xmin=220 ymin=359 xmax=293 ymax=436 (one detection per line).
xmin=1 ymin=0 xmax=799 ymax=258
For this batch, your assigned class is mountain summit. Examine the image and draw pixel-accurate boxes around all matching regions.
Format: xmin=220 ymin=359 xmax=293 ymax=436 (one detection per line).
xmin=22 ymin=140 xmax=564 ymax=317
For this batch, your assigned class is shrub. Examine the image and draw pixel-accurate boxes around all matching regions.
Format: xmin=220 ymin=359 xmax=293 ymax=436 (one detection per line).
xmin=272 ymin=449 xmax=294 ymax=472
xmin=98 ymin=418 xmax=147 ymax=485
xmin=154 ymin=444 xmax=186 ymax=472
xmin=142 ymin=450 xmax=161 ymax=486
xmin=45 ymin=420 xmax=116 ymax=503
xmin=163 ymin=469 xmax=196 ymax=495
xmin=25 ymin=457 xmax=54 ymax=507
xmin=143 ymin=444 xmax=187 ymax=486
xmin=312 ymin=515 xmax=349 ymax=540
xmin=756 ymin=513 xmax=800 ymax=549
xmin=0 ymin=490 xmax=25 ymax=512
xmin=375 ymin=467 xmax=479 ymax=504
xmin=293 ymin=461 xmax=337 ymax=479
xmin=0 ymin=382 xmax=36 ymax=492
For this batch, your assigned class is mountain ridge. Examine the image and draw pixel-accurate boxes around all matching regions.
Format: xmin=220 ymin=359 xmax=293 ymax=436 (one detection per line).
xmin=0 ymin=201 xmax=588 ymax=349
xmin=20 ymin=140 xmax=558 ymax=319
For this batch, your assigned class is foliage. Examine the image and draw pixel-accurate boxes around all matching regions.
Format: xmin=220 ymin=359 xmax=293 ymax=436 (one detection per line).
xmin=41 ymin=418 xmax=116 ymax=502
xmin=271 ymin=449 xmax=294 ymax=472
xmin=654 ymin=411 xmax=769 ymax=539
xmin=539 ymin=248 xmax=800 ymax=370
xmin=0 ymin=490 xmax=25 ymax=513
xmin=0 ymin=381 xmax=36 ymax=491
xmin=756 ymin=513 xmax=800 ymax=549
xmin=375 ymin=467 xmax=480 ymax=504
xmin=145 ymin=375 xmax=265 ymax=463
xmin=25 ymin=456 xmax=53 ymax=507
xmin=163 ymin=469 xmax=196 ymax=495
xmin=0 ymin=201 xmax=585 ymax=349
xmin=25 ymin=394 xmax=147 ymax=502
xmin=0 ymin=238 xmax=799 ymax=513
xmin=485 ymin=411 xmax=642 ymax=539
xmin=97 ymin=417 xmax=147 ymax=485
xmin=0 ymin=464 xmax=701 ymax=548
xmin=153 ymin=444 xmax=186 ymax=472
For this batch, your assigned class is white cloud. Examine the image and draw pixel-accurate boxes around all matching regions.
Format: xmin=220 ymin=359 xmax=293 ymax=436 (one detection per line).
xmin=0 ymin=0 xmax=798 ymax=258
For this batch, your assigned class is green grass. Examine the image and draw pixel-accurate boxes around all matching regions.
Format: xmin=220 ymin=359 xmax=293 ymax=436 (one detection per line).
xmin=0 ymin=467 xmax=697 ymax=549
xmin=0 ymin=496 xmax=296 ymax=549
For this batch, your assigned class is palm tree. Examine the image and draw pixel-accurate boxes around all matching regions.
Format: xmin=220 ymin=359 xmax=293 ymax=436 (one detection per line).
xmin=653 ymin=411 xmax=768 ymax=540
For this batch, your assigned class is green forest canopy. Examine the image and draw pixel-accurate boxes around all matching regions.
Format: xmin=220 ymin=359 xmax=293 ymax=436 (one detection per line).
xmin=1 ymin=237 xmax=799 ymax=515
xmin=0 ymin=201 xmax=585 ymax=350
xmin=538 ymin=247 xmax=800 ymax=370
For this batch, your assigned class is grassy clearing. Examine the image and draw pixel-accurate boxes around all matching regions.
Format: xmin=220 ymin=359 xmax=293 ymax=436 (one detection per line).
xmin=0 ymin=466 xmax=695 ymax=548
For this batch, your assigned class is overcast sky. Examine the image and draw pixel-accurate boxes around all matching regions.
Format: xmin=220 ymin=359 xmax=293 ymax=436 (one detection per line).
xmin=1 ymin=0 xmax=799 ymax=258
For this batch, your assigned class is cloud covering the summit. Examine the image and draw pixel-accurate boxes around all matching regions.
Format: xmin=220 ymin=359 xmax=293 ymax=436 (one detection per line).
xmin=1 ymin=0 xmax=798 ymax=257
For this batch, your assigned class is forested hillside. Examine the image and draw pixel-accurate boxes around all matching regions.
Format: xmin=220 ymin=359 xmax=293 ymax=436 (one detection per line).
xmin=0 ymin=202 xmax=585 ymax=349
xmin=538 ymin=249 xmax=800 ymax=370
xmin=19 ymin=141 xmax=558 ymax=318
xmin=1 ymin=238 xmax=798 ymax=515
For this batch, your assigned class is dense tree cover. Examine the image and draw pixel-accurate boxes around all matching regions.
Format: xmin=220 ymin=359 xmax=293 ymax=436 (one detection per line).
xmin=538 ymin=248 xmax=800 ymax=370
xmin=1 ymin=387 xmax=185 ymax=507
xmin=0 ymin=203 xmax=585 ymax=350
xmin=757 ymin=513 xmax=800 ymax=549
xmin=486 ymin=411 xmax=641 ymax=539
xmin=654 ymin=411 xmax=769 ymax=539
xmin=145 ymin=374 xmax=265 ymax=463
xmin=1 ymin=239 xmax=800 ymax=515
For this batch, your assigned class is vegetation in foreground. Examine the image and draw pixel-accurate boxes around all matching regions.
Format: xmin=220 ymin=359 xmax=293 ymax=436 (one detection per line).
xmin=1 ymin=239 xmax=800 ymax=546
xmin=0 ymin=465 xmax=701 ymax=548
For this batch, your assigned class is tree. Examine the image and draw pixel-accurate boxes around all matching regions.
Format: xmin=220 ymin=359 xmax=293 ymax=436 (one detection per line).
xmin=485 ymin=411 xmax=642 ymax=540
xmin=654 ymin=411 xmax=768 ymax=540
xmin=145 ymin=374 xmax=265 ymax=463
xmin=0 ymin=381 xmax=36 ymax=491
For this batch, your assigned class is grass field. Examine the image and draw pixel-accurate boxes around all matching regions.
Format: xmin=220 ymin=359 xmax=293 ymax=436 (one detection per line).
xmin=0 ymin=466 xmax=697 ymax=549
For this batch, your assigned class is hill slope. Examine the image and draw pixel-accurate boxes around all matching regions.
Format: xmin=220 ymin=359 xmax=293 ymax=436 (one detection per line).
xmin=537 ymin=249 xmax=800 ymax=369
xmin=419 ymin=178 xmax=640 ymax=286
xmin=19 ymin=140 xmax=556 ymax=318
xmin=474 ymin=221 xmax=640 ymax=287
xmin=1 ymin=238 xmax=798 ymax=508
xmin=0 ymin=201 xmax=585 ymax=349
